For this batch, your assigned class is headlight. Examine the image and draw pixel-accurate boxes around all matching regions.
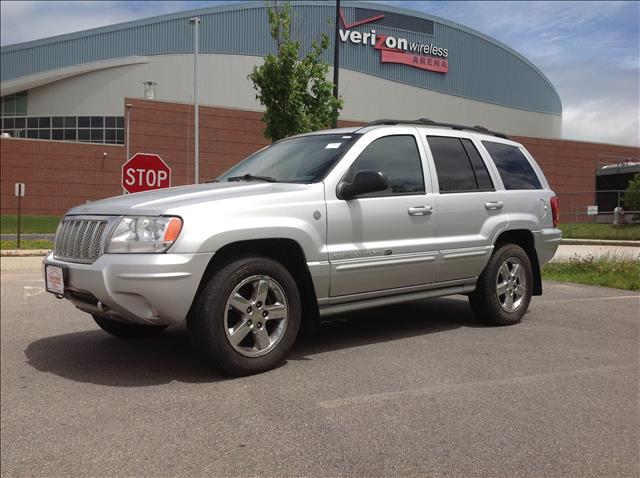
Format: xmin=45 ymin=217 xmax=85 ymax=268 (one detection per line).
xmin=105 ymin=216 xmax=183 ymax=253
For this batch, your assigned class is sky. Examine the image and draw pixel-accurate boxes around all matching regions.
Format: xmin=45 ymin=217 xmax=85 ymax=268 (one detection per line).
xmin=1 ymin=0 xmax=638 ymax=146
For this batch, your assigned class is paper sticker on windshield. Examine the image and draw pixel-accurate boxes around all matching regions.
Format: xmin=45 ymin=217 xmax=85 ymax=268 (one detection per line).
xmin=325 ymin=143 xmax=342 ymax=149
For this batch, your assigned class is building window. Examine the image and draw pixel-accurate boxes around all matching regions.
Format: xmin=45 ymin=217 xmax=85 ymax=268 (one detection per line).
xmin=0 ymin=92 xmax=27 ymax=117
xmin=0 ymin=115 xmax=125 ymax=145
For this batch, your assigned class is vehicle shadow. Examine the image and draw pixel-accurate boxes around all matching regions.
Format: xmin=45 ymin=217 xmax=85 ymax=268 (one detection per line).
xmin=292 ymin=296 xmax=482 ymax=359
xmin=24 ymin=297 xmax=481 ymax=387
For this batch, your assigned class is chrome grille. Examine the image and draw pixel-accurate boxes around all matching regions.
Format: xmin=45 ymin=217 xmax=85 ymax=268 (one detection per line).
xmin=54 ymin=218 xmax=108 ymax=263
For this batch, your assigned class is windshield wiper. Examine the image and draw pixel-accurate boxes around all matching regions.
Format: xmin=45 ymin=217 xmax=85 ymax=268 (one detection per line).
xmin=227 ymin=174 xmax=277 ymax=183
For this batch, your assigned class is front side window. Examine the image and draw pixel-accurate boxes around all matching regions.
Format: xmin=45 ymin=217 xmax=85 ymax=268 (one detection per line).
xmin=482 ymin=141 xmax=542 ymax=190
xmin=218 ymin=134 xmax=360 ymax=183
xmin=343 ymin=135 xmax=425 ymax=196
xmin=428 ymin=136 xmax=493 ymax=193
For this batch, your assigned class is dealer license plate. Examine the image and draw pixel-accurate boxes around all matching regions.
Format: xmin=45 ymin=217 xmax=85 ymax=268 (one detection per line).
xmin=45 ymin=264 xmax=65 ymax=295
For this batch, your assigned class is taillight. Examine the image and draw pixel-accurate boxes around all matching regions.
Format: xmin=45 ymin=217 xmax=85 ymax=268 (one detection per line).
xmin=550 ymin=196 xmax=559 ymax=227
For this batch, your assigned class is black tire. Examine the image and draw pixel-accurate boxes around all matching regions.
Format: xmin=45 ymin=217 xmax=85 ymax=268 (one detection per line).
xmin=469 ymin=243 xmax=533 ymax=325
xmin=187 ymin=255 xmax=301 ymax=376
xmin=92 ymin=315 xmax=168 ymax=338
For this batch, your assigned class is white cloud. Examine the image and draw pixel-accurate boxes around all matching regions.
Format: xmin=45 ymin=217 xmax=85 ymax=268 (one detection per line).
xmin=0 ymin=1 xmax=194 ymax=45
xmin=563 ymin=99 xmax=639 ymax=147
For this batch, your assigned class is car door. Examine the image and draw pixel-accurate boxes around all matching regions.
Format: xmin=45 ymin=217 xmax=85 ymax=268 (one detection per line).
xmin=423 ymin=133 xmax=508 ymax=282
xmin=325 ymin=127 xmax=438 ymax=298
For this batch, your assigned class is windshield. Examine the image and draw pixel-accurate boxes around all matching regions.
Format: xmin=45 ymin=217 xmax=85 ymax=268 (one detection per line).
xmin=218 ymin=133 xmax=360 ymax=183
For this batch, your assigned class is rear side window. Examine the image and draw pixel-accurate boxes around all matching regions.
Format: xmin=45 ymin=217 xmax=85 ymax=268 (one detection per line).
xmin=427 ymin=136 xmax=494 ymax=193
xmin=482 ymin=141 xmax=542 ymax=190
xmin=345 ymin=135 xmax=425 ymax=196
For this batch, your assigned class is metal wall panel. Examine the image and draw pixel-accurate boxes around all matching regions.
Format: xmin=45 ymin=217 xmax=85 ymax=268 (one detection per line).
xmin=0 ymin=1 xmax=561 ymax=114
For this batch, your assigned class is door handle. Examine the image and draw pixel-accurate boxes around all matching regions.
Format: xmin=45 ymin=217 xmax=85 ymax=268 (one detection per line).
xmin=485 ymin=201 xmax=504 ymax=210
xmin=408 ymin=206 xmax=433 ymax=216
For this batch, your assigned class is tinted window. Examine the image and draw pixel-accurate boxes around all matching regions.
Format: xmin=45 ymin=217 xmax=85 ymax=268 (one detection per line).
xmin=345 ymin=135 xmax=424 ymax=196
xmin=461 ymin=139 xmax=493 ymax=190
xmin=428 ymin=136 xmax=479 ymax=192
xmin=482 ymin=141 xmax=542 ymax=190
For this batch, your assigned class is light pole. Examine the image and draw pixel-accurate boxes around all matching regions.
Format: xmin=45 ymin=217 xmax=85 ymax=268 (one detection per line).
xmin=125 ymin=103 xmax=133 ymax=161
xmin=125 ymin=103 xmax=133 ymax=195
xmin=190 ymin=16 xmax=200 ymax=184
xmin=332 ymin=0 xmax=340 ymax=128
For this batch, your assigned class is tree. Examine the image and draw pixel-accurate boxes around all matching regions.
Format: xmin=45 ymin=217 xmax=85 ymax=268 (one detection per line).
xmin=623 ymin=172 xmax=640 ymax=216
xmin=249 ymin=2 xmax=343 ymax=141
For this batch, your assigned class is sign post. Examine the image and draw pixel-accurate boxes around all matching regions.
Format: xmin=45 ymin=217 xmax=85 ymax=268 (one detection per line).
xmin=121 ymin=153 xmax=171 ymax=194
xmin=15 ymin=183 xmax=25 ymax=249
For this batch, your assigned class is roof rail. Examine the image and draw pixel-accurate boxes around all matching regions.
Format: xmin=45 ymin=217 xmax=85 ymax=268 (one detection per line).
xmin=365 ymin=118 xmax=509 ymax=139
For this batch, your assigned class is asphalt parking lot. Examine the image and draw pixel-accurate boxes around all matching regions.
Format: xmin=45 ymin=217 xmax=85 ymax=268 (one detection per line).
xmin=1 ymin=257 xmax=638 ymax=477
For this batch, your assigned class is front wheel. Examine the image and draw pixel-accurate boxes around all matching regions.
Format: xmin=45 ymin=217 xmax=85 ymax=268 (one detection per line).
xmin=92 ymin=315 xmax=168 ymax=338
xmin=187 ymin=256 xmax=301 ymax=376
xmin=469 ymin=244 xmax=533 ymax=325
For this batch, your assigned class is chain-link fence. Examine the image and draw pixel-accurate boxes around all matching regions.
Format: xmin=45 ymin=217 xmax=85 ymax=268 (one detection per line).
xmin=556 ymin=189 xmax=639 ymax=230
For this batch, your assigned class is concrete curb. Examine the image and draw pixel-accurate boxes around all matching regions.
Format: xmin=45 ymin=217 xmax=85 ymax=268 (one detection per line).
xmin=561 ymin=239 xmax=640 ymax=247
xmin=1 ymin=249 xmax=50 ymax=257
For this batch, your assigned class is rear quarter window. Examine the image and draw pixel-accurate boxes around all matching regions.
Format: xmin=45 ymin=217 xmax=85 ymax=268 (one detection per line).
xmin=482 ymin=141 xmax=542 ymax=190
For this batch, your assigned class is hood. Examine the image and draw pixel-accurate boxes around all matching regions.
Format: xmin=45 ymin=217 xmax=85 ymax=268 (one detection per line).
xmin=66 ymin=182 xmax=313 ymax=216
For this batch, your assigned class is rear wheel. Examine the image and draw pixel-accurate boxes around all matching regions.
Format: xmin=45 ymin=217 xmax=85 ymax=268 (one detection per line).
xmin=188 ymin=256 xmax=301 ymax=376
xmin=92 ymin=315 xmax=168 ymax=338
xmin=469 ymin=244 xmax=533 ymax=325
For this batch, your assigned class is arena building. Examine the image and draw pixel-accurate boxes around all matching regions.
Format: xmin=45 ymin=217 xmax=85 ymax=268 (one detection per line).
xmin=1 ymin=1 xmax=562 ymax=140
xmin=1 ymin=1 xmax=638 ymax=216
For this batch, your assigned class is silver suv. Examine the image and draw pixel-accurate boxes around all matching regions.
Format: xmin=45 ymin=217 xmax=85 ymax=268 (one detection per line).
xmin=44 ymin=119 xmax=562 ymax=375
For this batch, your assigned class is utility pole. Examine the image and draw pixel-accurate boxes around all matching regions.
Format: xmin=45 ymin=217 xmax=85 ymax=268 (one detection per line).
xmin=332 ymin=0 xmax=340 ymax=128
xmin=190 ymin=16 xmax=200 ymax=184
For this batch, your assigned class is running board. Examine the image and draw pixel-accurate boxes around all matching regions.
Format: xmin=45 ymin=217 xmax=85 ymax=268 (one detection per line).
xmin=318 ymin=283 xmax=476 ymax=317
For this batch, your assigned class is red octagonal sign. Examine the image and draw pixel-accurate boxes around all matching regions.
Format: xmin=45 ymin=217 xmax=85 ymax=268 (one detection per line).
xmin=122 ymin=153 xmax=171 ymax=194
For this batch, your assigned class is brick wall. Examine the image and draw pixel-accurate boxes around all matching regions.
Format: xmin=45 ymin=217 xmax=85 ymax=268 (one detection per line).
xmin=1 ymin=98 xmax=638 ymax=216
xmin=0 ymin=140 xmax=125 ymax=215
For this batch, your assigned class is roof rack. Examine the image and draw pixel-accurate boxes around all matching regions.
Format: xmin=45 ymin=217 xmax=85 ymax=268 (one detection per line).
xmin=364 ymin=118 xmax=509 ymax=139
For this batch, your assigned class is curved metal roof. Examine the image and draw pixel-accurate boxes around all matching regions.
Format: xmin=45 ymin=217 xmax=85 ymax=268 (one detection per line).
xmin=0 ymin=1 xmax=562 ymax=114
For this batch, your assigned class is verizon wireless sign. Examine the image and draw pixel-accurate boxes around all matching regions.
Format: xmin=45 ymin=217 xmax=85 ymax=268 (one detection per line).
xmin=338 ymin=9 xmax=449 ymax=74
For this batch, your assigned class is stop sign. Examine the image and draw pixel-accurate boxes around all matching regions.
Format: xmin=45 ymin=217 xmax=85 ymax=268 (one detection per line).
xmin=122 ymin=153 xmax=171 ymax=194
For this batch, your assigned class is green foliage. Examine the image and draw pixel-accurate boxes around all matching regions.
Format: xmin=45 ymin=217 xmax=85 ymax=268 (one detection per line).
xmin=0 ymin=215 xmax=61 ymax=234
xmin=559 ymin=223 xmax=640 ymax=240
xmin=623 ymin=172 xmax=640 ymax=212
xmin=249 ymin=2 xmax=343 ymax=141
xmin=0 ymin=239 xmax=53 ymax=250
xmin=542 ymin=255 xmax=640 ymax=291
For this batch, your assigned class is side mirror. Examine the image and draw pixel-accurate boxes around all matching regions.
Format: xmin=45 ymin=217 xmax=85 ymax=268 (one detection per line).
xmin=337 ymin=170 xmax=389 ymax=200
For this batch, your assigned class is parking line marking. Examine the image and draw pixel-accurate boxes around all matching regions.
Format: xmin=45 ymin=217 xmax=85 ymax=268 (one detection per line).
xmin=541 ymin=295 xmax=640 ymax=303
xmin=317 ymin=364 xmax=634 ymax=409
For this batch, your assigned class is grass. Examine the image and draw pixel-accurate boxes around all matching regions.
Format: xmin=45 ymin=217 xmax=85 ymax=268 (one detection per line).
xmin=543 ymin=255 xmax=640 ymax=291
xmin=0 ymin=239 xmax=54 ymax=250
xmin=559 ymin=223 xmax=640 ymax=241
xmin=0 ymin=215 xmax=61 ymax=234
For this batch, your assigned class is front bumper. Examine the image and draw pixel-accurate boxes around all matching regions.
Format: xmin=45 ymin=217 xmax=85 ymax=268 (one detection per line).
xmin=532 ymin=227 xmax=562 ymax=266
xmin=44 ymin=252 xmax=214 ymax=326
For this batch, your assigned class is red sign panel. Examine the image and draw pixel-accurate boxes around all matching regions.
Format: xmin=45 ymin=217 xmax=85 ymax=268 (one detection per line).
xmin=122 ymin=153 xmax=171 ymax=194
xmin=380 ymin=50 xmax=449 ymax=73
